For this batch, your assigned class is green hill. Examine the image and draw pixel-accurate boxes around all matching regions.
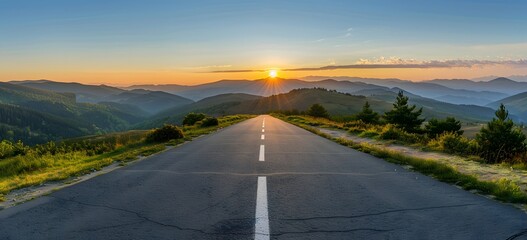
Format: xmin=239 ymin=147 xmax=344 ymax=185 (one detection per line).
xmin=0 ymin=82 xmax=147 ymax=144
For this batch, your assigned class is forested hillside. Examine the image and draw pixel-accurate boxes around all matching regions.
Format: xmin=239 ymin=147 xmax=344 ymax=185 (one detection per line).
xmin=0 ymin=82 xmax=147 ymax=144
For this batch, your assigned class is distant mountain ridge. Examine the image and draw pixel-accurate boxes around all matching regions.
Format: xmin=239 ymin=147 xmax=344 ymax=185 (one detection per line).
xmin=10 ymin=77 xmax=518 ymax=107
xmin=9 ymin=80 xmax=194 ymax=114
xmin=126 ymin=78 xmax=390 ymax=101
xmin=426 ymin=77 xmax=527 ymax=95
xmin=301 ymin=76 xmax=509 ymax=105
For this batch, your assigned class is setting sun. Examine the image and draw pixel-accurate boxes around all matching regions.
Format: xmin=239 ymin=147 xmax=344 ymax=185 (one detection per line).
xmin=269 ymin=69 xmax=278 ymax=78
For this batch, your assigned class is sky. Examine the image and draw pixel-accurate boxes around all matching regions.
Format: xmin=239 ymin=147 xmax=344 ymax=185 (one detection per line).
xmin=1 ymin=0 xmax=526 ymax=85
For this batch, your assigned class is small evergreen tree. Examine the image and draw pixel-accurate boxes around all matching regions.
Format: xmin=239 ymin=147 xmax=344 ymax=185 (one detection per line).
xmin=307 ymin=104 xmax=330 ymax=118
xmin=384 ymin=91 xmax=424 ymax=133
xmin=425 ymin=117 xmax=463 ymax=138
xmin=476 ymin=104 xmax=526 ymax=163
xmin=356 ymin=101 xmax=380 ymax=124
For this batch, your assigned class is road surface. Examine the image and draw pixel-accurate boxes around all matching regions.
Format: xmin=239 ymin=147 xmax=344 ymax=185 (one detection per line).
xmin=1 ymin=115 xmax=526 ymax=239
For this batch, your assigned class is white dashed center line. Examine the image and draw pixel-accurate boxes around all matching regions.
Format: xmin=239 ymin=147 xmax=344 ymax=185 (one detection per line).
xmin=259 ymin=145 xmax=265 ymax=161
xmin=261 ymin=134 xmax=265 ymax=140
xmin=262 ymin=129 xmax=265 ymax=133
xmin=255 ymin=176 xmax=270 ymax=240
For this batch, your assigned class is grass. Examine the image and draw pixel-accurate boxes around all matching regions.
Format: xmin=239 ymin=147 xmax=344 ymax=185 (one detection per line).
xmin=0 ymin=114 xmax=254 ymax=199
xmin=275 ymin=114 xmax=527 ymax=204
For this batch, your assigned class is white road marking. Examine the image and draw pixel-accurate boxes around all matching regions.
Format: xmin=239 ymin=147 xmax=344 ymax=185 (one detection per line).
xmin=259 ymin=145 xmax=265 ymax=161
xmin=255 ymin=176 xmax=270 ymax=240
xmin=261 ymin=134 xmax=265 ymax=140
xmin=262 ymin=129 xmax=265 ymax=133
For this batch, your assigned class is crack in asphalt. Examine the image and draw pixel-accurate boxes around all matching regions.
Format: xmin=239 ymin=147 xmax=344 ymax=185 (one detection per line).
xmin=280 ymin=203 xmax=478 ymax=221
xmin=271 ymin=227 xmax=394 ymax=236
xmin=74 ymin=220 xmax=145 ymax=233
xmin=50 ymin=196 xmax=253 ymax=236
xmin=506 ymin=229 xmax=527 ymax=240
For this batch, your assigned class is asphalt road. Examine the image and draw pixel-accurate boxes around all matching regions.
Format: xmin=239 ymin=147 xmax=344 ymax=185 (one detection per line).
xmin=1 ymin=115 xmax=527 ymax=239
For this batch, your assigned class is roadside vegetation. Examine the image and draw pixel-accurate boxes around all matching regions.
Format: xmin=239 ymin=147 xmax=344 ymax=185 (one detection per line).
xmin=0 ymin=114 xmax=253 ymax=201
xmin=273 ymin=91 xmax=527 ymax=204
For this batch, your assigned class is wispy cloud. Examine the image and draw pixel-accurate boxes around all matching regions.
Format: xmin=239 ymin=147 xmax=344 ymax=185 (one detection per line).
xmin=208 ymin=58 xmax=527 ymax=73
xmin=189 ymin=64 xmax=232 ymax=69
xmin=312 ymin=27 xmax=353 ymax=43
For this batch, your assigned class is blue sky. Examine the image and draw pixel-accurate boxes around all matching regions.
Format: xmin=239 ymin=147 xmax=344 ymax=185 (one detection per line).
xmin=1 ymin=0 xmax=526 ymax=84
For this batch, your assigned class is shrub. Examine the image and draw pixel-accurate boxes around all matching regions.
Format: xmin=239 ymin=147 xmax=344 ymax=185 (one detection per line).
xmin=182 ymin=113 xmax=207 ymax=126
xmin=146 ymin=125 xmax=184 ymax=143
xmin=0 ymin=140 xmax=15 ymax=159
xmin=425 ymin=117 xmax=463 ymax=138
xmin=200 ymin=117 xmax=219 ymax=127
xmin=0 ymin=140 xmax=29 ymax=159
xmin=427 ymin=132 xmax=477 ymax=155
xmin=476 ymin=104 xmax=526 ymax=163
xmin=307 ymin=104 xmax=330 ymax=119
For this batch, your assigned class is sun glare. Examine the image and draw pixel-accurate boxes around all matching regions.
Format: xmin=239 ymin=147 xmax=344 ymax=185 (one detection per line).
xmin=269 ymin=70 xmax=278 ymax=78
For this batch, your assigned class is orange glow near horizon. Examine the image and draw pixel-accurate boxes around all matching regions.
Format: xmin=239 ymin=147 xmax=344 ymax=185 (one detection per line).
xmin=1 ymin=65 xmax=526 ymax=86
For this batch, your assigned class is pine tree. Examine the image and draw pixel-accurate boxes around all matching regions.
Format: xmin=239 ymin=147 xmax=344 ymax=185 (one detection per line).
xmin=384 ymin=91 xmax=424 ymax=133
xmin=356 ymin=101 xmax=380 ymax=124
xmin=425 ymin=117 xmax=463 ymax=138
xmin=476 ymin=104 xmax=526 ymax=163
xmin=307 ymin=104 xmax=330 ymax=118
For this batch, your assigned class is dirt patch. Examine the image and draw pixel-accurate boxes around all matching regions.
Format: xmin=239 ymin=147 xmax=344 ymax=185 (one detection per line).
xmin=318 ymin=127 xmax=527 ymax=192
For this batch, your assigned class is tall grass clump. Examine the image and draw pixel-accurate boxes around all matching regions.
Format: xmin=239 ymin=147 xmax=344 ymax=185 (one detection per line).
xmin=379 ymin=124 xmax=423 ymax=144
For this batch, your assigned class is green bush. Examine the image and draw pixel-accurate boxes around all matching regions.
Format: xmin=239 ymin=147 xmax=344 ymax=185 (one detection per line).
xmin=182 ymin=113 xmax=207 ymax=126
xmin=200 ymin=117 xmax=219 ymax=127
xmin=428 ymin=132 xmax=477 ymax=155
xmin=0 ymin=140 xmax=15 ymax=159
xmin=425 ymin=117 xmax=463 ymax=138
xmin=0 ymin=140 xmax=29 ymax=159
xmin=146 ymin=125 xmax=184 ymax=143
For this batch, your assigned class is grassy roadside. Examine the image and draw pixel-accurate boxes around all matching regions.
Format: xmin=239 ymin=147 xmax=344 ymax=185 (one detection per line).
xmin=274 ymin=114 xmax=527 ymax=204
xmin=0 ymin=114 xmax=254 ymax=201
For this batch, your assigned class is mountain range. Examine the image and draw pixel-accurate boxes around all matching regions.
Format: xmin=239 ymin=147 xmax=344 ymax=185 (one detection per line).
xmin=2 ymin=76 xmax=527 ymax=144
